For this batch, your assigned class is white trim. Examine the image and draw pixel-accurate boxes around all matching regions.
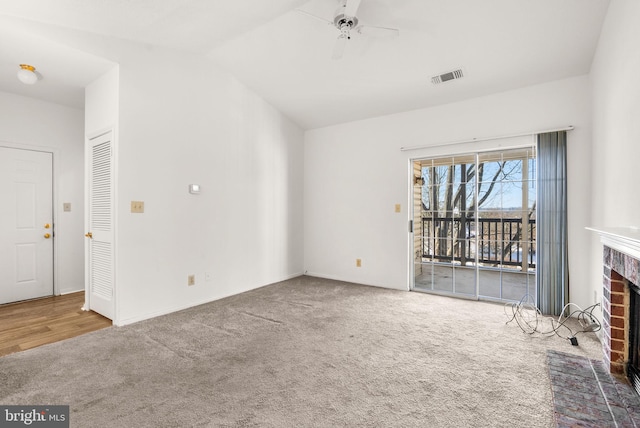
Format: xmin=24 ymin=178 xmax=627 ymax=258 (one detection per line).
xmin=586 ymin=227 xmax=640 ymax=261
xmin=408 ymin=146 xmax=537 ymax=300
xmin=85 ymin=129 xmax=116 ymax=323
xmin=114 ymin=272 xmax=305 ymax=326
xmin=0 ymin=142 xmax=60 ymax=297
xmin=304 ymin=271 xmax=409 ymax=291
xmin=0 ymin=140 xmax=61 ymax=154
xmin=84 ymin=135 xmax=90 ymax=313
xmin=400 ymin=125 xmax=574 ymax=152
xmin=87 ymin=127 xmax=114 ymax=141
xmin=407 ymin=159 xmax=414 ymax=291
xmin=51 ymin=149 xmax=59 ymax=297
xmin=412 ymin=287 xmax=479 ymax=302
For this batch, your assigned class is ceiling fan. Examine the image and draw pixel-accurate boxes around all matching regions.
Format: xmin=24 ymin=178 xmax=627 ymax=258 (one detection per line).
xmin=297 ymin=0 xmax=400 ymax=60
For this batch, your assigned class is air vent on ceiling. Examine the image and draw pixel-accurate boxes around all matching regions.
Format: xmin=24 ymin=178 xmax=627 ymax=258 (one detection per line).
xmin=431 ymin=68 xmax=465 ymax=85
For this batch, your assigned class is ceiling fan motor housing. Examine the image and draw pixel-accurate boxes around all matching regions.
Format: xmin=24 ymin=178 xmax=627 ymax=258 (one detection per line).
xmin=334 ymin=14 xmax=358 ymax=30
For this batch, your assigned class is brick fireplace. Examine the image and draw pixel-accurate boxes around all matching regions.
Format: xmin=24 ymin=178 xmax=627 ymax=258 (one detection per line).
xmin=602 ymin=246 xmax=640 ymax=375
xmin=590 ymin=227 xmax=640 ymax=380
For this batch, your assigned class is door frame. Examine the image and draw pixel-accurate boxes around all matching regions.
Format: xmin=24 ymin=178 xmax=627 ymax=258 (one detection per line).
xmin=407 ymin=138 xmax=537 ymax=301
xmin=84 ymin=128 xmax=117 ymax=323
xmin=408 ymin=154 xmax=480 ymax=301
xmin=0 ymin=141 xmax=60 ymax=298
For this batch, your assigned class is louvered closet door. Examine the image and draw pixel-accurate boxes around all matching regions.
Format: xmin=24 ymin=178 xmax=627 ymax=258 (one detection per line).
xmin=87 ymin=132 xmax=114 ymax=320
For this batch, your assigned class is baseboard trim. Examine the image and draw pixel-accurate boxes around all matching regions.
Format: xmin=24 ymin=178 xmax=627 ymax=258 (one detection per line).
xmin=115 ymin=272 xmax=304 ymax=327
xmin=304 ymin=271 xmax=408 ymax=291
xmin=59 ymin=289 xmax=84 ymax=296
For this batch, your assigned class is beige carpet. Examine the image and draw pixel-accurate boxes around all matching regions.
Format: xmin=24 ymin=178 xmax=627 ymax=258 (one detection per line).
xmin=0 ymin=276 xmax=603 ymax=427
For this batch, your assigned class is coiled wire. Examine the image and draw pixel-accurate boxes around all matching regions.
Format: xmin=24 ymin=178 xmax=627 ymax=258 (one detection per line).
xmin=505 ymin=294 xmax=601 ymax=343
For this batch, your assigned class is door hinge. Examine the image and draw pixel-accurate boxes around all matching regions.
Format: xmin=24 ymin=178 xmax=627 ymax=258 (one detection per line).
xmin=409 ymin=220 xmax=413 ymax=233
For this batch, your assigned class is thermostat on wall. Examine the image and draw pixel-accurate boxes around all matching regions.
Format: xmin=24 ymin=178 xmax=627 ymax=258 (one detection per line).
xmin=189 ymin=184 xmax=200 ymax=194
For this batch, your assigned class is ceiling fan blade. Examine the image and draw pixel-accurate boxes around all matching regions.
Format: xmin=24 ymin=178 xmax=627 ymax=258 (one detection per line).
xmin=344 ymin=0 xmax=363 ymax=17
xmin=332 ymin=35 xmax=348 ymax=60
xmin=356 ymin=25 xmax=399 ymax=37
xmin=294 ymin=9 xmax=333 ymax=25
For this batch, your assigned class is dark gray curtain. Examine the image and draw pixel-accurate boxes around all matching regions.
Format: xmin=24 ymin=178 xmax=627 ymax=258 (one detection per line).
xmin=536 ymin=131 xmax=568 ymax=315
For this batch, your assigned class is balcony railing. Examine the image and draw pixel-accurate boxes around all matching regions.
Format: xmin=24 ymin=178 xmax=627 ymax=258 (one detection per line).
xmin=420 ymin=216 xmax=536 ymax=269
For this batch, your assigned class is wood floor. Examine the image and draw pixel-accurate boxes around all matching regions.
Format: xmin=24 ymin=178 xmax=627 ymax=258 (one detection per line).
xmin=0 ymin=292 xmax=112 ymax=357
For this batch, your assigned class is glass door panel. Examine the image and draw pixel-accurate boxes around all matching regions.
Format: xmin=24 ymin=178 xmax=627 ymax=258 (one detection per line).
xmin=412 ymin=147 xmax=536 ymax=303
xmin=432 ymin=264 xmax=454 ymax=294
xmin=413 ymin=155 xmax=478 ymax=298
xmin=454 ymin=265 xmax=476 ymax=296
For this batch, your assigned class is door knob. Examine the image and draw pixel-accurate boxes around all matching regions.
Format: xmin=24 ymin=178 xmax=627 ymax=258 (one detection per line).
xmin=85 ymin=232 xmax=93 ymax=239
xmin=44 ymin=223 xmax=51 ymax=229
xmin=44 ymin=233 xmax=51 ymax=239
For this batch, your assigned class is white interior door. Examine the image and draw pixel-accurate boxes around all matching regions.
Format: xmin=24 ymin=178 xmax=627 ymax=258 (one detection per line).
xmin=86 ymin=132 xmax=114 ymax=320
xmin=0 ymin=147 xmax=53 ymax=304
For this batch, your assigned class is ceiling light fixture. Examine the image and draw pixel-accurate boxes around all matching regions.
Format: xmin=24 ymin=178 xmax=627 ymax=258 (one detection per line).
xmin=17 ymin=64 xmax=38 ymax=85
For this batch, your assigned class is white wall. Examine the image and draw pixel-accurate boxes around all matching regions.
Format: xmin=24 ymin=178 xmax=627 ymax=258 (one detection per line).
xmin=0 ymin=91 xmax=85 ymax=294
xmin=85 ymin=66 xmax=119 ymax=136
xmin=111 ymin=47 xmax=304 ymax=325
xmin=590 ymin=0 xmax=640 ymax=228
xmin=589 ymin=1 xmax=640 ymax=294
xmin=305 ymin=76 xmax=594 ymax=308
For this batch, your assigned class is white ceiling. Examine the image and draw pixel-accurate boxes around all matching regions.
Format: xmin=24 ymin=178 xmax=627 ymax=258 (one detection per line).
xmin=0 ymin=0 xmax=610 ymax=129
xmin=0 ymin=16 xmax=115 ymax=108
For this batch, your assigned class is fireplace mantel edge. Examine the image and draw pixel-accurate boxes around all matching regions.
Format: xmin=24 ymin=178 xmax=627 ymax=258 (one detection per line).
xmin=587 ymin=226 xmax=640 ymax=261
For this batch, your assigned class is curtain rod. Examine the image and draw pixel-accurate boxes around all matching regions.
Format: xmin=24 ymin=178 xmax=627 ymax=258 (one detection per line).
xmin=399 ymin=125 xmax=574 ymax=152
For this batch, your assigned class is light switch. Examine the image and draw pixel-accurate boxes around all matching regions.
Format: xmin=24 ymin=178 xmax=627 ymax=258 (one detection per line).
xmin=131 ymin=201 xmax=144 ymax=213
xmin=63 ymin=202 xmax=71 ymax=212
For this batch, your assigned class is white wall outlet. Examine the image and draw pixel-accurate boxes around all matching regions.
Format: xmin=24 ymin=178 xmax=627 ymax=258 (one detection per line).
xmin=188 ymin=274 xmax=195 ymax=286
xmin=63 ymin=202 xmax=71 ymax=212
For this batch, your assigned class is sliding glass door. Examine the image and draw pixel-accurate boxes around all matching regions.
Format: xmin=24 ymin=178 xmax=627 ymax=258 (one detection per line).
xmin=411 ymin=147 xmax=536 ymax=302
xmin=412 ymin=154 xmax=477 ymax=297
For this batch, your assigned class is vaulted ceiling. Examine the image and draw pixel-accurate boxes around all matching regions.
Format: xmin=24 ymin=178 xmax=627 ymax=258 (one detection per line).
xmin=0 ymin=0 xmax=610 ymax=129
